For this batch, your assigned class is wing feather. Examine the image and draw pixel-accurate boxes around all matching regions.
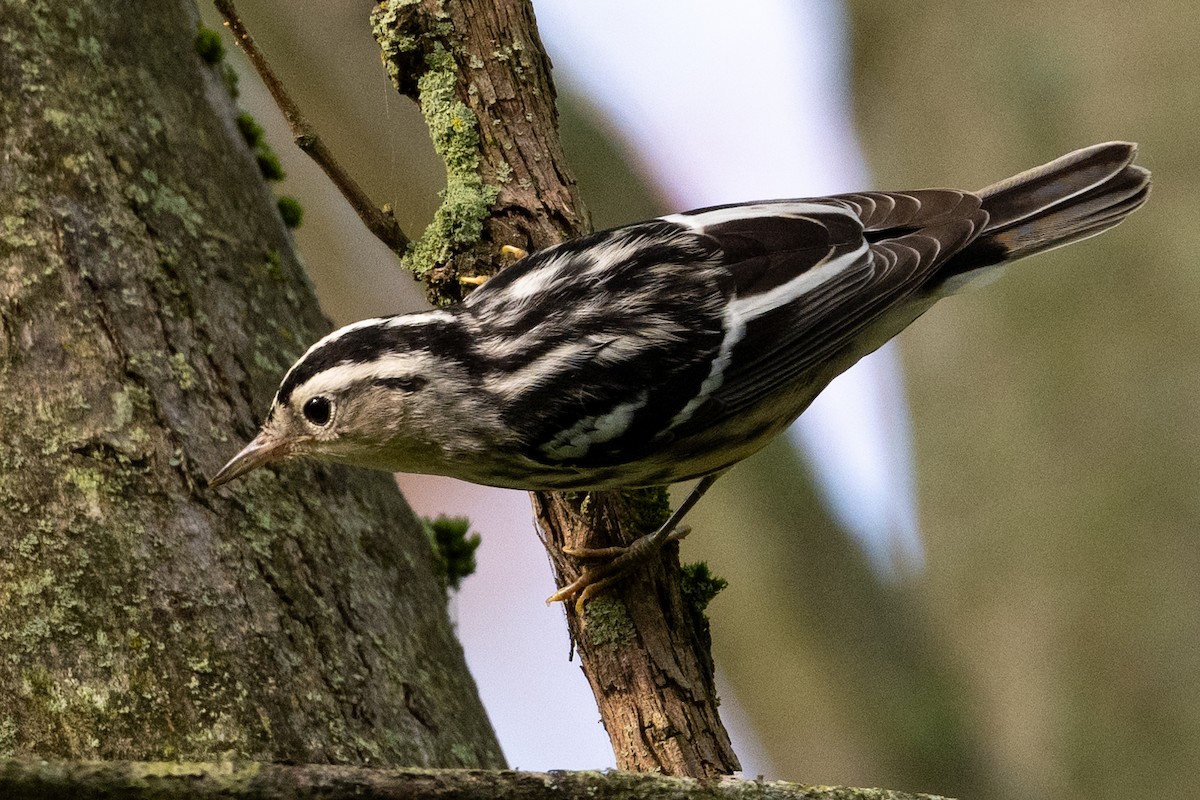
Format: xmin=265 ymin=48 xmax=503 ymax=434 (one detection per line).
xmin=492 ymin=192 xmax=987 ymax=471
xmin=679 ymin=193 xmax=987 ymax=428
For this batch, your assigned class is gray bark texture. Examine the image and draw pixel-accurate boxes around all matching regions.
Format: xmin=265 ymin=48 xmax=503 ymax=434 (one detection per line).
xmin=0 ymin=0 xmax=502 ymax=768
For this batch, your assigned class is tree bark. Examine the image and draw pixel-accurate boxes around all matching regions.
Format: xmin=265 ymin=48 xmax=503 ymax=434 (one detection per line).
xmin=0 ymin=0 xmax=500 ymax=767
xmin=371 ymin=0 xmax=739 ymax=777
xmin=0 ymin=758 xmax=954 ymax=800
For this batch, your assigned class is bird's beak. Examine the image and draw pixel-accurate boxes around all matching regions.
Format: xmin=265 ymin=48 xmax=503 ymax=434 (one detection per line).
xmin=209 ymin=429 xmax=289 ymax=488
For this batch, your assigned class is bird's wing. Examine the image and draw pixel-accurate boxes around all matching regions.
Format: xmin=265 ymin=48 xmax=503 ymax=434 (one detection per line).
xmin=665 ymin=191 xmax=988 ymax=432
xmin=476 ymin=193 xmax=986 ymax=475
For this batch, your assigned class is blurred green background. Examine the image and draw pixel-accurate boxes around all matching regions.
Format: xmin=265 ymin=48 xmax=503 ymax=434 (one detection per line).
xmin=206 ymin=2 xmax=1199 ymax=798
xmin=696 ymin=4 xmax=1199 ymax=799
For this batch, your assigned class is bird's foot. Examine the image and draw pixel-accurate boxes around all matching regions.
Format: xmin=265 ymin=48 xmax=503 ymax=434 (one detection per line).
xmin=546 ymin=525 xmax=691 ymax=611
xmin=460 ymin=245 xmax=530 ymax=289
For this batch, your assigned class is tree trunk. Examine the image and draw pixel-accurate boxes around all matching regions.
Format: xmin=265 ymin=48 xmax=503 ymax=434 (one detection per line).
xmin=0 ymin=0 xmax=501 ymax=767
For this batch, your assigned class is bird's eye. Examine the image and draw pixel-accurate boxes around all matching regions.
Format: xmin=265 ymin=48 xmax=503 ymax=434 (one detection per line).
xmin=302 ymin=396 xmax=333 ymax=426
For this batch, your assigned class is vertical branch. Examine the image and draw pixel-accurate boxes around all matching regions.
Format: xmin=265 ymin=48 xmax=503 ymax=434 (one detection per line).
xmin=371 ymin=0 xmax=739 ymax=776
xmin=371 ymin=0 xmax=586 ymax=302
xmin=533 ymin=491 xmax=739 ymax=776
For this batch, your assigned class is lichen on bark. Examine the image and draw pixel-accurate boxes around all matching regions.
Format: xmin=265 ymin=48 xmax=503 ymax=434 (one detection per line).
xmin=404 ymin=46 xmax=499 ymax=285
xmin=372 ymin=5 xmax=498 ymax=297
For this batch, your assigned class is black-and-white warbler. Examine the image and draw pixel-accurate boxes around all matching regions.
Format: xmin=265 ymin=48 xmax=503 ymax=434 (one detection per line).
xmin=212 ymin=142 xmax=1149 ymax=603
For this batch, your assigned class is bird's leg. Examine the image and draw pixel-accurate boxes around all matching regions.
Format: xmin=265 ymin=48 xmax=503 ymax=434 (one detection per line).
xmin=547 ymin=473 xmax=722 ymax=610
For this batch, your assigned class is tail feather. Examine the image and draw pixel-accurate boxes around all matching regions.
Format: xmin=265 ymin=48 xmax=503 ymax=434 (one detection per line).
xmin=989 ymin=161 xmax=1150 ymax=260
xmin=978 ymin=141 xmax=1139 ymax=230
xmin=936 ymin=142 xmax=1150 ymax=290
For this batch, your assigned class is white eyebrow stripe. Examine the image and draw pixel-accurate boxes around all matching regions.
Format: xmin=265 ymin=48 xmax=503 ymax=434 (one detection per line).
xmin=277 ymin=318 xmax=380 ymax=396
xmin=279 ymin=311 xmax=452 ymax=391
xmin=292 ymin=353 xmax=431 ymax=400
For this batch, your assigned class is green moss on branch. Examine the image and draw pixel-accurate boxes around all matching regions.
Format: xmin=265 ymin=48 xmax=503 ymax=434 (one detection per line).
xmin=403 ymin=47 xmax=497 ymax=284
xmin=0 ymin=758 xmax=955 ymax=800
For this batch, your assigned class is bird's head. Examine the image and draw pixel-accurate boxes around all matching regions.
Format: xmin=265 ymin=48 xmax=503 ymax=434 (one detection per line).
xmin=209 ymin=311 xmax=462 ymax=487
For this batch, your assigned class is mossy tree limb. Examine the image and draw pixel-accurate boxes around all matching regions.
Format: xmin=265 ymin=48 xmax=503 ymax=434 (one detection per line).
xmin=0 ymin=758 xmax=954 ymax=800
xmin=371 ymin=0 xmax=739 ymax=777
xmin=0 ymin=0 xmax=500 ymax=767
xmin=371 ymin=0 xmax=586 ymax=304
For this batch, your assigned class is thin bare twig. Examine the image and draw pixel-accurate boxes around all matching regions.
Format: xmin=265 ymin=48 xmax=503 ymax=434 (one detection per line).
xmin=213 ymin=0 xmax=410 ymax=253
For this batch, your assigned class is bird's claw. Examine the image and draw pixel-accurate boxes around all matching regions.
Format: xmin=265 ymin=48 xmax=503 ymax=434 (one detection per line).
xmin=546 ymin=568 xmax=625 ymax=613
xmin=462 ymin=245 xmax=530 ymax=289
xmin=547 ymin=525 xmax=692 ymax=611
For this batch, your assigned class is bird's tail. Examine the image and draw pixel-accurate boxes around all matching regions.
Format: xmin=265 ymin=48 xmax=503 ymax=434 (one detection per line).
xmin=936 ymin=142 xmax=1150 ymax=291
